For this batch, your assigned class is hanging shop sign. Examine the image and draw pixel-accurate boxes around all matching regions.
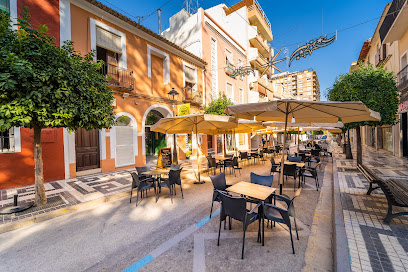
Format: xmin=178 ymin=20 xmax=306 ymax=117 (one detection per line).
xmin=289 ymin=35 xmax=336 ymax=67
xmin=177 ymin=103 xmax=190 ymax=116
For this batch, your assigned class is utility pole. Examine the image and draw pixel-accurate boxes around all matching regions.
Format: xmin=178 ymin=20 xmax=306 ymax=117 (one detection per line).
xmin=158 ymin=9 xmax=161 ymax=34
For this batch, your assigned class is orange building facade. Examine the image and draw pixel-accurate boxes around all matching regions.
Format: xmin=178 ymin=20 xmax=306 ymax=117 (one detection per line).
xmin=0 ymin=0 xmax=206 ymax=189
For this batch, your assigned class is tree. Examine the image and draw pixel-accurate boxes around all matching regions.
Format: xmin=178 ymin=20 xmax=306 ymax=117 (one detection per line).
xmin=204 ymin=94 xmax=234 ymax=155
xmin=327 ymin=62 xmax=399 ymax=165
xmin=204 ymin=94 xmax=234 ymax=116
xmin=0 ymin=9 xmax=115 ymax=205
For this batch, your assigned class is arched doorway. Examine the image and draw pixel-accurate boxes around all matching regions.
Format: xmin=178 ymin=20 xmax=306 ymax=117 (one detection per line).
xmin=145 ymin=110 xmax=166 ymax=155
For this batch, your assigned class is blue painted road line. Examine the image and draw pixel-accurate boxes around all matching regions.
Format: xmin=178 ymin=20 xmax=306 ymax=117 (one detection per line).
xmin=196 ymin=209 xmax=220 ymax=228
xmin=123 ymin=209 xmax=220 ymax=272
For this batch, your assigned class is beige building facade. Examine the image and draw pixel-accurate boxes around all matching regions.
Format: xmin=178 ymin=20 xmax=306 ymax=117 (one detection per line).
xmin=351 ymin=0 xmax=408 ymax=157
xmin=271 ymin=69 xmax=321 ymax=101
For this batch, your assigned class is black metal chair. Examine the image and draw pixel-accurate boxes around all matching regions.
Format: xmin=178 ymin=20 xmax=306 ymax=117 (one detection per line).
xmin=250 ymin=172 xmax=273 ymax=187
xmin=239 ymin=151 xmax=249 ymax=165
xmin=283 ymin=164 xmax=299 ymax=191
xmin=135 ymin=165 xmax=151 ymax=181
xmin=232 ymin=156 xmax=242 ymax=176
xmin=270 ymin=157 xmax=280 ymax=175
xmin=130 ymin=172 xmax=156 ymax=206
xmin=223 ymin=157 xmax=234 ymax=174
xmin=263 ymin=188 xmax=302 ymax=254
xmin=158 ymin=168 xmax=183 ymax=203
xmin=217 ymin=190 xmax=262 ymax=259
xmin=275 ymin=145 xmax=281 ymax=155
xmin=287 ymin=156 xmax=302 ymax=163
xmin=299 ymin=163 xmax=321 ymax=191
xmin=207 ymin=156 xmax=222 ymax=175
xmin=209 ymin=172 xmax=231 ymax=218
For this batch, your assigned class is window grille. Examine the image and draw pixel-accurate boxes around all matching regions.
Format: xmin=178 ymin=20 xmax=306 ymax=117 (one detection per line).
xmin=0 ymin=128 xmax=15 ymax=153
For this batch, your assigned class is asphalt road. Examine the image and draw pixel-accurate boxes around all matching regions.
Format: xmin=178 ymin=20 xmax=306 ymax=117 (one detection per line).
xmin=0 ymin=159 xmax=325 ymax=272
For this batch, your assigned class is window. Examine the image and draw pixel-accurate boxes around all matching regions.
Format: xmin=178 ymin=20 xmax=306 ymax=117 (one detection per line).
xmin=0 ymin=0 xmax=9 ymax=13
xmin=239 ymin=133 xmax=245 ymax=145
xmin=225 ymin=48 xmax=234 ymax=67
xmin=226 ymin=82 xmax=234 ymax=101
xmin=239 ymin=88 xmax=244 ymax=104
xmin=0 ymin=128 xmax=14 ymax=153
xmin=184 ymin=63 xmax=197 ymax=100
xmin=307 ymin=78 xmax=311 ymax=81
xmin=211 ymin=37 xmax=218 ymax=98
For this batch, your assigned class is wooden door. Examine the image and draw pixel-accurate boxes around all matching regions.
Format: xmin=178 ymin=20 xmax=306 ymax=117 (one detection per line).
xmin=75 ymin=128 xmax=100 ymax=172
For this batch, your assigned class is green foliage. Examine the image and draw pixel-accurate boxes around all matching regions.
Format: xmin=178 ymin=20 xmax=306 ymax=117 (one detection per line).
xmin=204 ymin=94 xmax=234 ymax=116
xmin=327 ymin=62 xmax=399 ymax=128
xmin=0 ymin=9 xmax=115 ymax=132
xmin=146 ymin=111 xmax=159 ymax=125
xmin=311 ymin=130 xmax=324 ymax=135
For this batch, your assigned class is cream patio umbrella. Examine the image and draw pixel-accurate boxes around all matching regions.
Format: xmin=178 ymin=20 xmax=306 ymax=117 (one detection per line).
xmin=225 ymin=99 xmax=381 ymax=194
xmin=151 ymin=114 xmax=238 ymax=184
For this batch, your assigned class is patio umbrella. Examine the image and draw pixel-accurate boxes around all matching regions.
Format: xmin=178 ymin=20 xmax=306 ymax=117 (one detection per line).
xmin=225 ymin=99 xmax=381 ymax=194
xmin=151 ymin=114 xmax=238 ymax=184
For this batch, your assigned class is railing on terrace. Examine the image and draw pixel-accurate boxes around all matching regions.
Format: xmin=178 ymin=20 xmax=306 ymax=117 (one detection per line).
xmin=398 ymin=65 xmax=408 ymax=92
xmin=183 ymin=87 xmax=203 ymax=105
xmin=379 ymin=0 xmax=407 ymax=42
xmin=248 ymin=0 xmax=271 ymax=31
xmin=99 ymin=63 xmax=134 ymax=91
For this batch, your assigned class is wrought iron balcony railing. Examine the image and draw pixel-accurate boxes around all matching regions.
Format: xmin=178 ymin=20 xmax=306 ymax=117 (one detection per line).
xmin=379 ymin=0 xmax=407 ymax=42
xmin=99 ymin=63 xmax=134 ymax=91
xmin=183 ymin=87 xmax=203 ymax=105
xmin=398 ymin=65 xmax=408 ymax=92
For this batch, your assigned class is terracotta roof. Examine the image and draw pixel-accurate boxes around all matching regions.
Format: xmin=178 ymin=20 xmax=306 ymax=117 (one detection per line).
xmin=85 ymin=0 xmax=206 ymax=65
xmin=357 ymin=38 xmax=371 ymax=62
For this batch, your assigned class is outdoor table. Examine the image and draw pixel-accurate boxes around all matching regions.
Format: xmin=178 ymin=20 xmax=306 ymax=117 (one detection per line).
xmin=283 ymin=161 xmax=305 ymax=168
xmin=226 ymin=182 xmax=276 ymax=245
xmin=141 ymin=169 xmax=170 ymax=201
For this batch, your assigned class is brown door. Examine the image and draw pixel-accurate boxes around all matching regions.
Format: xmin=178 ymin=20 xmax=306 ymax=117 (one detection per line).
xmin=75 ymin=128 xmax=100 ymax=172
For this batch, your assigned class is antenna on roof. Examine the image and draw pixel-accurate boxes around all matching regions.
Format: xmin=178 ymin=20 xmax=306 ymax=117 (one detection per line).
xmin=184 ymin=0 xmax=199 ymax=14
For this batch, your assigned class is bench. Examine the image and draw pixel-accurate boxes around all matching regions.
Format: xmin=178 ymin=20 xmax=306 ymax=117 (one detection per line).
xmin=376 ymin=179 xmax=408 ymax=223
xmin=357 ymin=164 xmax=381 ymax=195
xmin=357 ymin=164 xmax=408 ymax=223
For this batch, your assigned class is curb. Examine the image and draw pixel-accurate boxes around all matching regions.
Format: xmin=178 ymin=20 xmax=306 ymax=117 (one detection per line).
xmin=0 ymin=190 xmax=130 ymax=235
xmin=332 ymin=154 xmax=352 ymax=272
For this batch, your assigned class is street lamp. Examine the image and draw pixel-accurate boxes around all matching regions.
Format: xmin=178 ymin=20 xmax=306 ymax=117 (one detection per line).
xmin=167 ymin=88 xmax=179 ymax=164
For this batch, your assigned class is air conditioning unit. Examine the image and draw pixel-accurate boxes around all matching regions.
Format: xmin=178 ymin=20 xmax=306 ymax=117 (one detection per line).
xmin=249 ymin=82 xmax=254 ymax=89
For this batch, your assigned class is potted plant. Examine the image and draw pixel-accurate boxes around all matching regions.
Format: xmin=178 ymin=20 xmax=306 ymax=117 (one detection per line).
xmin=185 ymin=149 xmax=192 ymax=159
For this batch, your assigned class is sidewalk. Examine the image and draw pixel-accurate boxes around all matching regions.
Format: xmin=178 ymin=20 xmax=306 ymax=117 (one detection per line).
xmin=334 ymin=145 xmax=408 ymax=272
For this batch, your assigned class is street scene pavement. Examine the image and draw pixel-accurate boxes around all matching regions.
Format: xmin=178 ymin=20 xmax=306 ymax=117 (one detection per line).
xmin=0 ymin=145 xmax=332 ymax=272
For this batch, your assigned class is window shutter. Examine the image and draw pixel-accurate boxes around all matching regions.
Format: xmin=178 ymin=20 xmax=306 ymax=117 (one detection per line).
xmin=185 ymin=66 xmax=196 ymax=84
xmin=96 ymin=26 xmax=122 ymax=54
xmin=115 ymin=126 xmax=134 ymax=167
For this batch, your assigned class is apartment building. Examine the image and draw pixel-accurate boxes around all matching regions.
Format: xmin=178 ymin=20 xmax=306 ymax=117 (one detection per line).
xmin=163 ymin=0 xmax=275 ymax=151
xmin=352 ymin=0 xmax=408 ymax=157
xmin=0 ymin=0 xmax=206 ymax=188
xmin=271 ymin=69 xmax=321 ymax=101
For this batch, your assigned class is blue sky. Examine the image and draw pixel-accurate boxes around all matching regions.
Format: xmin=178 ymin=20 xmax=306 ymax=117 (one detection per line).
xmin=99 ymin=0 xmax=390 ymax=100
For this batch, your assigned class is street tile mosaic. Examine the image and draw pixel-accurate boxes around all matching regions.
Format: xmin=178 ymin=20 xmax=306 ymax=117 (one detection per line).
xmin=0 ymin=169 xmax=133 ymax=225
xmin=335 ymin=146 xmax=408 ymax=272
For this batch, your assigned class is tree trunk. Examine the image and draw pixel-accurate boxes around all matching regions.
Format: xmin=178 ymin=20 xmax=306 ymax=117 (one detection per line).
xmin=356 ymin=126 xmax=362 ymax=165
xmin=223 ymin=134 xmax=226 ymax=156
xmin=33 ymin=125 xmax=47 ymax=206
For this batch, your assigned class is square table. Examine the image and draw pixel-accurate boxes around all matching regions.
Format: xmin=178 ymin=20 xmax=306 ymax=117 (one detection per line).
xmin=226 ymin=182 xmax=276 ymax=246
xmin=283 ymin=161 xmax=305 ymax=168
xmin=226 ymin=182 xmax=276 ymax=201
xmin=141 ymin=169 xmax=170 ymax=201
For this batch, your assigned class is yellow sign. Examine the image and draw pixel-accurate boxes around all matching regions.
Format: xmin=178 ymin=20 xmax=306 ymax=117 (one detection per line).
xmin=177 ymin=103 xmax=190 ymax=116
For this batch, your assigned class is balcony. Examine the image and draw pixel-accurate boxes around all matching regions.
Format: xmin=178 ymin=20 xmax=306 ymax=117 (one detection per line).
xmin=249 ymin=32 xmax=270 ymax=58
xmin=183 ymin=86 xmax=203 ymax=106
xmin=99 ymin=63 xmax=134 ymax=91
xmin=247 ymin=0 xmax=273 ymax=41
xmin=380 ymin=0 xmax=408 ymax=43
xmin=398 ymin=65 xmax=408 ymax=93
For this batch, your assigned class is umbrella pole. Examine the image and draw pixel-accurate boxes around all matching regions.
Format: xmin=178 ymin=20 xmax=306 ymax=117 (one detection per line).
xmin=194 ymin=125 xmax=203 ymax=184
xmin=297 ymin=127 xmax=300 ymax=153
xmin=279 ymin=104 xmax=289 ymax=195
